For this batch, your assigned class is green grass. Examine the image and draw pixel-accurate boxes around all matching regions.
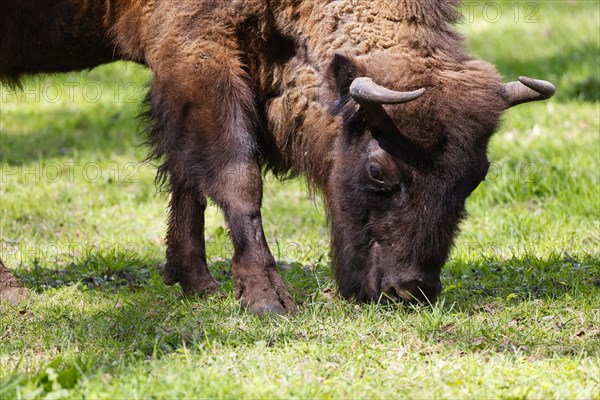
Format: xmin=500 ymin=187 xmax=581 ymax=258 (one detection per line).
xmin=1 ymin=1 xmax=599 ymax=398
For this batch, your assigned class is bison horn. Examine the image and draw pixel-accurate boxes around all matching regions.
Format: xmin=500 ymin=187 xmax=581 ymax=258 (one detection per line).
xmin=350 ymin=77 xmax=425 ymax=105
xmin=503 ymin=76 xmax=556 ymax=108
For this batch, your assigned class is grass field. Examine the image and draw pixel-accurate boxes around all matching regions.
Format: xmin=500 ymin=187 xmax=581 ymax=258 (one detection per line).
xmin=1 ymin=1 xmax=599 ymax=398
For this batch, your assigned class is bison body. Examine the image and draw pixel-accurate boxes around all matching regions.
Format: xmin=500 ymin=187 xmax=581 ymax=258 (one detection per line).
xmin=0 ymin=1 xmax=554 ymax=312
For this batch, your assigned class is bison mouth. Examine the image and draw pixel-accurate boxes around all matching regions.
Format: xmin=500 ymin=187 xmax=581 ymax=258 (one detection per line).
xmin=379 ymin=277 xmax=442 ymax=304
xmin=333 ymin=240 xmax=443 ymax=304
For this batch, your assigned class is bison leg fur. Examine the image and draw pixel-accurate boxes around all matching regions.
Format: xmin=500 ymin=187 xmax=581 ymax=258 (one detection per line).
xmin=163 ymin=182 xmax=221 ymax=297
xmin=0 ymin=260 xmax=29 ymax=306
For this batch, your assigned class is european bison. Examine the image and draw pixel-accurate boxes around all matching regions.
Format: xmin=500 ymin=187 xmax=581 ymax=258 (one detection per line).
xmin=0 ymin=0 xmax=555 ymax=313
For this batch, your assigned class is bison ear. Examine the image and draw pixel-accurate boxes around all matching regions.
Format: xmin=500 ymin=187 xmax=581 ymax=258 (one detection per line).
xmin=328 ymin=54 xmax=363 ymax=97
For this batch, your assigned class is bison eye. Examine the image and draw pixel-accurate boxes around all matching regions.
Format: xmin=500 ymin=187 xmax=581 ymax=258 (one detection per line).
xmin=368 ymin=164 xmax=385 ymax=183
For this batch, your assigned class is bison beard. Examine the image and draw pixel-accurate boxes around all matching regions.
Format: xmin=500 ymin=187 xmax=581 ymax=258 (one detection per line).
xmin=0 ymin=1 xmax=554 ymax=313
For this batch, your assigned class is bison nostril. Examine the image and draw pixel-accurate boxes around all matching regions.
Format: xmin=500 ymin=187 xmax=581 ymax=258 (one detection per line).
xmin=382 ymin=280 xmax=441 ymax=304
xmin=382 ymin=284 xmax=410 ymax=302
xmin=381 ymin=284 xmax=401 ymax=302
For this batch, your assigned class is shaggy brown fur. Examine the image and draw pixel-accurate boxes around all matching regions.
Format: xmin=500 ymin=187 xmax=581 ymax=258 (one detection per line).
xmin=0 ymin=1 xmax=548 ymax=311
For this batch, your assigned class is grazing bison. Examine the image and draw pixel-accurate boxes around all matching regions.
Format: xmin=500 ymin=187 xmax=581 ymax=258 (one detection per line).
xmin=0 ymin=0 xmax=555 ymax=313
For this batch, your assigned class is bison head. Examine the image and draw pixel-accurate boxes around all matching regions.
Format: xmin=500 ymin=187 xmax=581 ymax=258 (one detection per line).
xmin=325 ymin=55 xmax=555 ymax=303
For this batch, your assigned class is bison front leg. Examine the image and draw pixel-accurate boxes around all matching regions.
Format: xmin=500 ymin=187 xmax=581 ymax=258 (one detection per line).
xmin=210 ymin=163 xmax=297 ymax=314
xmin=148 ymin=40 xmax=296 ymax=314
xmin=0 ymin=260 xmax=29 ymax=305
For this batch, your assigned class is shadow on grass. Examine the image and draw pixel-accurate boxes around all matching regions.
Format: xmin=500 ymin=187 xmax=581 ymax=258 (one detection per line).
xmin=10 ymin=245 xmax=330 ymax=295
xmin=12 ymin=250 xmax=599 ymax=310
xmin=442 ymin=253 xmax=600 ymax=307
xmin=15 ymin=251 xmax=155 ymax=293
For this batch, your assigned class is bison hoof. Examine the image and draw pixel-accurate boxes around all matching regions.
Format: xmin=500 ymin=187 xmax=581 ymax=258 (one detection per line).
xmin=161 ymin=262 xmax=222 ymax=297
xmin=243 ymin=298 xmax=287 ymax=314
xmin=242 ymin=291 xmax=298 ymax=315
xmin=0 ymin=263 xmax=30 ymax=306
xmin=236 ymin=271 xmax=298 ymax=315
xmin=0 ymin=287 xmax=29 ymax=306
xmin=0 ymin=283 xmax=30 ymax=306
xmin=180 ymin=279 xmax=223 ymax=298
